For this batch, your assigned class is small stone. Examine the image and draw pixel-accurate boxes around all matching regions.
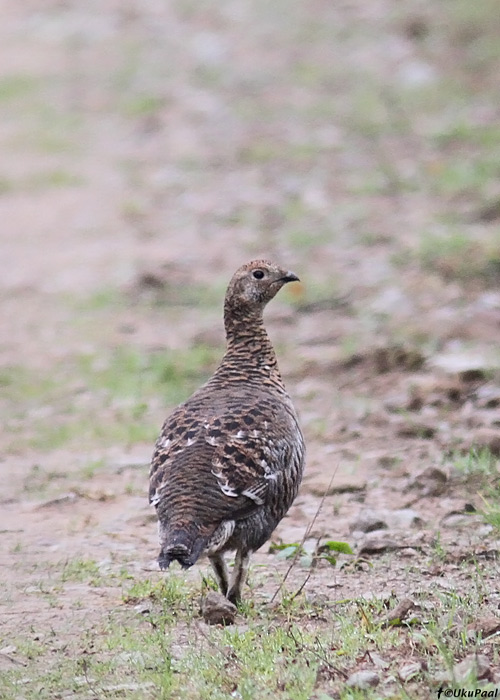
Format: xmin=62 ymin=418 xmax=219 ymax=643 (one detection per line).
xmin=433 ymin=670 xmax=450 ymax=683
xmin=440 ymin=511 xmax=481 ymax=528
xmin=201 ymin=591 xmax=237 ymax=626
xmin=134 ymin=603 xmax=151 ymax=615
xmin=407 ymin=377 xmax=463 ymax=408
xmin=305 ymin=591 xmax=330 ymax=606
xmin=409 ymin=467 xmax=447 ymax=496
xmin=346 ymin=670 xmax=379 ymax=689
xmin=380 ymin=598 xmax=415 ymax=627
xmin=372 ymin=345 xmax=425 ymax=373
xmin=475 ymin=384 xmax=500 ymax=408
xmin=305 ymin=468 xmax=366 ymax=497
xmin=0 ymin=646 xmax=16 ymax=656
xmin=358 ymin=535 xmax=400 ymax=556
xmin=399 ymin=660 xmax=424 ymax=682
xmin=386 ymin=509 xmax=424 ymax=529
xmin=36 ymin=492 xmax=79 ymax=509
xmin=431 ymin=351 xmax=495 ymax=378
xmin=396 ymin=420 xmax=435 ymax=439
xmin=377 ymin=455 xmax=400 ymax=469
xmin=367 ymin=652 xmax=390 ymax=669
xmin=350 ymin=509 xmax=388 ymax=533
xmin=474 ymin=198 xmax=500 ymax=223
xmin=115 ymin=651 xmax=150 ymax=667
xmin=467 ymin=616 xmax=500 ymax=640
xmin=404 ymin=16 xmax=429 ymax=40
xmin=453 ymin=653 xmax=492 ymax=683
xmin=460 ymin=368 xmax=488 ymax=382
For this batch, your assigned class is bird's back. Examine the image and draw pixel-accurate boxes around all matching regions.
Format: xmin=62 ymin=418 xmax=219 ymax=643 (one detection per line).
xmin=150 ymin=378 xmax=304 ymax=561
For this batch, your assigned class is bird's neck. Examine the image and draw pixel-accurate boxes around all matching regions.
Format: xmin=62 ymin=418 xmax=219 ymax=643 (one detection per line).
xmin=218 ymin=307 xmax=284 ymax=385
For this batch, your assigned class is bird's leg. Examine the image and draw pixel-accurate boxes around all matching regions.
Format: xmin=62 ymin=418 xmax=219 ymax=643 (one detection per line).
xmin=208 ymin=553 xmax=229 ymax=596
xmin=227 ymin=549 xmax=250 ymax=604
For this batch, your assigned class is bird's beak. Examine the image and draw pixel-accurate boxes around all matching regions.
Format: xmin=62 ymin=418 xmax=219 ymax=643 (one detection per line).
xmin=280 ymin=271 xmax=300 ymax=283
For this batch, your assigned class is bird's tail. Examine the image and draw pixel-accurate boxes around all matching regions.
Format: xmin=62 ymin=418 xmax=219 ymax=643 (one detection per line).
xmin=158 ymin=524 xmax=208 ymax=570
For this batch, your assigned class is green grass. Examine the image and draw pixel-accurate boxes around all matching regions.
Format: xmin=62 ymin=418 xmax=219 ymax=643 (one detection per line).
xmin=122 ymin=94 xmax=165 ymax=118
xmin=25 ymin=413 xmax=158 ymax=451
xmin=452 ymin=447 xmax=500 ymax=535
xmin=178 ymin=624 xmax=318 ymax=700
xmin=0 ymin=365 xmax=62 ymax=404
xmin=12 ymin=108 xmax=83 ymax=154
xmin=24 ymin=168 xmax=84 ymax=189
xmin=76 ymin=345 xmax=220 ymax=404
xmin=416 ymin=230 xmax=500 ymax=283
xmin=79 ymin=457 xmax=107 ymax=480
xmin=61 ymin=558 xmax=102 ymax=584
xmin=0 ymin=174 xmax=14 ymax=193
xmin=477 ymin=462 xmax=500 ymax=535
xmin=74 ymin=281 xmax=226 ymax=311
xmin=0 ymin=168 xmax=84 ymax=192
xmin=1 ymin=344 xmax=222 ymax=453
xmin=427 ymin=152 xmax=499 ymax=199
xmin=71 ymin=287 xmax=127 ymax=312
xmin=20 ymin=463 xmax=68 ymax=495
xmin=481 ymin=489 xmax=500 ymax=534
xmin=287 ymin=228 xmax=334 ymax=251
xmin=0 ymin=74 xmax=39 ymax=103
xmin=123 ymin=576 xmax=190 ymax=609
xmin=2 ymin=567 xmax=499 ymax=700
xmin=453 ymin=447 xmax=498 ymax=478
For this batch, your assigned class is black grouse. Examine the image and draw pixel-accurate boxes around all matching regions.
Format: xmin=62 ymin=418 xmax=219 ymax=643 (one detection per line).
xmin=149 ymin=260 xmax=305 ymax=603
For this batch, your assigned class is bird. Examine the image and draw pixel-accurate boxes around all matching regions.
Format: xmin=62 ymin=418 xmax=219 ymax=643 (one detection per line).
xmin=149 ymin=260 xmax=305 ymax=604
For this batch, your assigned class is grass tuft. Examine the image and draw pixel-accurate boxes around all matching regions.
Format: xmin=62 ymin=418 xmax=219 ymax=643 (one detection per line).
xmin=417 ymin=230 xmax=500 ymax=283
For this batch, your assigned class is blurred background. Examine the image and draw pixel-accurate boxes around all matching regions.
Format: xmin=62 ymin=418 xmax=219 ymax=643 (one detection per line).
xmin=1 ymin=0 xmax=499 ymax=459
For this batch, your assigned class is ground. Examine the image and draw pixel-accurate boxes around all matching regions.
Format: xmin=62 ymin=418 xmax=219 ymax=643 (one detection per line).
xmin=1 ymin=1 xmax=500 ymax=698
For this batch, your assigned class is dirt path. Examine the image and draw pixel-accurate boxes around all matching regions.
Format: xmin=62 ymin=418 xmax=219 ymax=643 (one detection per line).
xmin=1 ymin=1 xmax=500 ymax=697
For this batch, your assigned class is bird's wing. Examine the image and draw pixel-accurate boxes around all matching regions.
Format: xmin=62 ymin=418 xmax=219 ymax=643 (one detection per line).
xmin=206 ymin=412 xmax=295 ymax=507
xmin=149 ymin=398 xmax=302 ymax=519
xmin=149 ymin=402 xmax=204 ymax=503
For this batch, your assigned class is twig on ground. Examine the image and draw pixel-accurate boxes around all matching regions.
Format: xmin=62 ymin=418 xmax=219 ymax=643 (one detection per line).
xmin=80 ymin=657 xmax=101 ymax=699
xmin=193 ymin=620 xmax=242 ymax=671
xmin=287 ymin=626 xmax=349 ymax=679
xmin=270 ymin=464 xmax=340 ymax=603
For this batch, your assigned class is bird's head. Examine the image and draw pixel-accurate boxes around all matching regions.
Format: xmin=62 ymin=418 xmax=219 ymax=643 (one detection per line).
xmin=224 ymin=260 xmax=300 ymax=321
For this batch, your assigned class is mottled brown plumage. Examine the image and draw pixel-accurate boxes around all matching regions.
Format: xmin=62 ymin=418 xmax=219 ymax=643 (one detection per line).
xmin=149 ymin=260 xmax=305 ymax=603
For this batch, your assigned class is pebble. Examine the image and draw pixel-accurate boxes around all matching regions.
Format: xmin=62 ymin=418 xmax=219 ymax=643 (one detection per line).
xmin=453 ymin=653 xmax=491 ymax=683
xmin=201 ymin=591 xmax=237 ymax=626
xmin=350 ymin=508 xmax=423 ymax=533
xmin=386 ymin=508 xmax=424 ymax=529
xmin=399 ymin=660 xmax=424 ymax=682
xmin=349 ymin=509 xmax=388 ymax=533
xmin=396 ymin=420 xmax=436 ymax=439
xmin=409 ymin=467 xmax=447 ymax=497
xmin=346 ymin=670 xmax=380 ymax=689
xmin=467 ymin=616 xmax=500 ymax=640
xmin=434 ymin=653 xmax=492 ymax=684
xmin=358 ymin=535 xmax=400 ymax=556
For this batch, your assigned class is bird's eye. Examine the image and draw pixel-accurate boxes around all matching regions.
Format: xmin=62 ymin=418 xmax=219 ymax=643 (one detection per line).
xmin=252 ymin=269 xmax=265 ymax=279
